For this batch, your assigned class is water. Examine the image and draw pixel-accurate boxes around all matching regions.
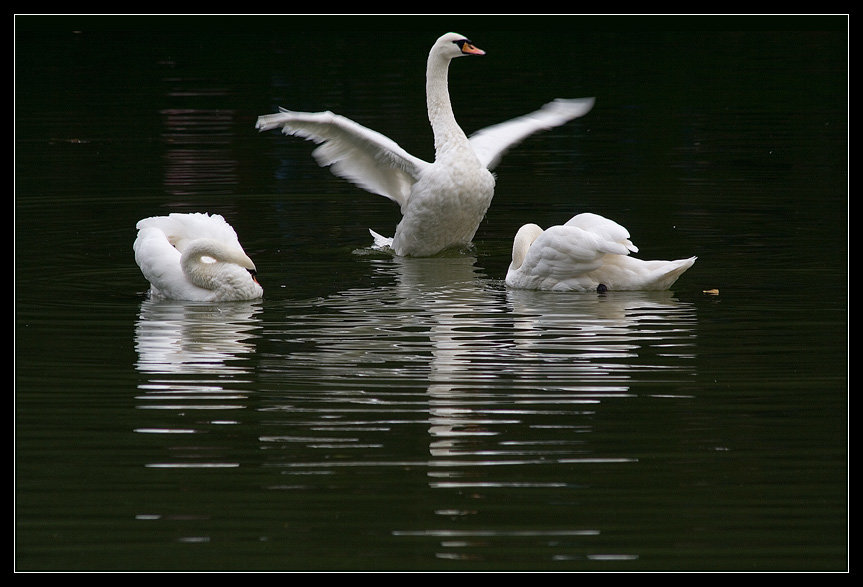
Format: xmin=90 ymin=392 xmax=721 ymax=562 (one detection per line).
xmin=15 ymin=17 xmax=847 ymax=571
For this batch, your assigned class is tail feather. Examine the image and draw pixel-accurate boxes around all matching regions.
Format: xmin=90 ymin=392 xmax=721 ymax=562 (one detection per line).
xmin=650 ymin=256 xmax=697 ymax=290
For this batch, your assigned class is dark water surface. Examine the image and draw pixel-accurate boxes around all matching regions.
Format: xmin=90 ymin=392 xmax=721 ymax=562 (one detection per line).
xmin=15 ymin=16 xmax=847 ymax=571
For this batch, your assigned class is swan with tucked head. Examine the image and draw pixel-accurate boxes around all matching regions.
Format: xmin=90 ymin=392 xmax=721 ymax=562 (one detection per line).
xmin=506 ymin=213 xmax=696 ymax=292
xmin=256 ymin=32 xmax=594 ymax=257
xmin=134 ymin=213 xmax=263 ymax=301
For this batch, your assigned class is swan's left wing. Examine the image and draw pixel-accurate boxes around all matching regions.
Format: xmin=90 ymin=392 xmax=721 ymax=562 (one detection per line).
xmin=469 ymin=98 xmax=595 ymax=170
xmin=256 ymin=108 xmax=431 ymax=211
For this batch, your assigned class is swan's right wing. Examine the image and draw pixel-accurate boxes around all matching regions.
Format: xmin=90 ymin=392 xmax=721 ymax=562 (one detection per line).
xmin=469 ymin=98 xmax=595 ymax=171
xmin=256 ymin=108 xmax=431 ymax=211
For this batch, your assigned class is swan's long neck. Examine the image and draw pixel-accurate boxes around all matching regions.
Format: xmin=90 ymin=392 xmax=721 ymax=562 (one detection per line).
xmin=181 ymin=239 xmax=255 ymax=292
xmin=510 ymin=225 xmax=544 ymax=271
xmin=426 ymin=52 xmax=469 ymax=156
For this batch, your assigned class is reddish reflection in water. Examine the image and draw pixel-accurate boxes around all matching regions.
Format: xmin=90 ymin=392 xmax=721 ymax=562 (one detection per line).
xmin=160 ymin=108 xmax=239 ymax=196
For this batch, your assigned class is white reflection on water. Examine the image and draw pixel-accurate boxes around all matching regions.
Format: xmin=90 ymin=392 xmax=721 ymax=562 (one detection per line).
xmin=375 ymin=256 xmax=698 ymax=458
xmin=133 ymin=298 xmax=263 ymax=471
xmin=131 ymin=255 xmax=697 ymax=560
xmin=399 ymin=257 xmax=696 ymax=479
xmin=505 ymin=287 xmax=698 ymax=387
xmin=135 ymin=298 xmax=262 ymax=375
xmin=258 ymin=254 xmax=697 ymax=560
xmin=405 ymin=259 xmax=694 ymax=561
xmin=260 ymin=254 xmax=698 ymax=456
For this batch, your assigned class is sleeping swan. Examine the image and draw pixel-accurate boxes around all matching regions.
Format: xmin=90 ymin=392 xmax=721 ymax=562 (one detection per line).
xmin=256 ymin=32 xmax=594 ymax=257
xmin=133 ymin=212 xmax=263 ymax=301
xmin=506 ymin=213 xmax=696 ymax=292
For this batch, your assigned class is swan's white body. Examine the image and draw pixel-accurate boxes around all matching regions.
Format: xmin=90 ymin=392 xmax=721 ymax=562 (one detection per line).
xmin=133 ymin=213 xmax=263 ymax=301
xmin=256 ymin=32 xmax=595 ymax=257
xmin=506 ymin=213 xmax=696 ymax=292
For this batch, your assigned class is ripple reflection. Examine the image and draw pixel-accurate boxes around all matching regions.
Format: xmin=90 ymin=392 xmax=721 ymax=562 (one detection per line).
xmin=133 ymin=299 xmax=263 ymax=474
xmin=257 ymin=254 xmax=697 ymax=562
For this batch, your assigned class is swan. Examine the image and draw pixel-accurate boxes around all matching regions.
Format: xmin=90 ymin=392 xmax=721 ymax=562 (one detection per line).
xmin=133 ymin=212 xmax=263 ymax=301
xmin=506 ymin=212 xmax=696 ymax=292
xmin=256 ymin=32 xmax=595 ymax=257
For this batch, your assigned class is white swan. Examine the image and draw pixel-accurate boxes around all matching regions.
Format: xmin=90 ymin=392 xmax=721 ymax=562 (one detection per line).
xmin=256 ymin=32 xmax=595 ymax=257
xmin=133 ymin=212 xmax=263 ymax=301
xmin=506 ymin=212 xmax=696 ymax=292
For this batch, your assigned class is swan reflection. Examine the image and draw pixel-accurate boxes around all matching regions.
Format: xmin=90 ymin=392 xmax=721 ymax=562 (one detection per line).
xmin=403 ymin=260 xmax=696 ymax=480
xmin=390 ymin=256 xmax=517 ymax=459
xmin=261 ymin=254 xmax=697 ymax=469
xmin=133 ymin=298 xmax=263 ymax=469
xmin=135 ymin=298 xmax=262 ymax=375
xmin=505 ymin=288 xmax=698 ymax=387
xmin=257 ymin=254 xmax=697 ymax=561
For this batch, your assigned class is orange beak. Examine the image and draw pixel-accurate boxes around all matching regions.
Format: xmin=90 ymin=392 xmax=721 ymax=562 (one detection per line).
xmin=461 ymin=42 xmax=485 ymax=56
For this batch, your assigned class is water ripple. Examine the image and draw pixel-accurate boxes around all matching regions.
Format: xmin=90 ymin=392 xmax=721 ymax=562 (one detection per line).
xmin=253 ymin=255 xmax=697 ymax=488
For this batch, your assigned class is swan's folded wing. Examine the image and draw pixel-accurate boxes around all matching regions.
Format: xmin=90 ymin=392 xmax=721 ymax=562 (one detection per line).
xmin=520 ymin=224 xmax=630 ymax=283
xmin=563 ymin=212 xmax=638 ymax=253
xmin=136 ymin=213 xmax=241 ymax=253
xmin=133 ymin=227 xmax=187 ymax=294
xmin=256 ymin=108 xmax=431 ymax=210
xmin=469 ymin=98 xmax=595 ymax=170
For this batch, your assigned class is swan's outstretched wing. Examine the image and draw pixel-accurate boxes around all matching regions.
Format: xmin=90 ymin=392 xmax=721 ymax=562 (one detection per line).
xmin=469 ymin=98 xmax=595 ymax=170
xmin=256 ymin=108 xmax=431 ymax=210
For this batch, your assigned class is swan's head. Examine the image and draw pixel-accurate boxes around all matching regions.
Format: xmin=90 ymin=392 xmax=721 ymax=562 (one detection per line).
xmin=433 ymin=32 xmax=485 ymax=60
xmin=193 ymin=240 xmax=256 ymax=269
xmin=510 ymin=223 xmax=544 ymax=271
xmin=182 ymin=238 xmax=261 ymax=291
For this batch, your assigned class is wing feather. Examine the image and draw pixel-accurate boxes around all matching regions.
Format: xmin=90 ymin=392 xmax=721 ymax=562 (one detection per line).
xmin=469 ymin=98 xmax=595 ymax=170
xmin=256 ymin=109 xmax=431 ymax=210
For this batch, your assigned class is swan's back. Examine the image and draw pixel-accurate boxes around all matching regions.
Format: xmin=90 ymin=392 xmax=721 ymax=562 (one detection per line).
xmin=136 ymin=212 xmax=243 ymax=253
xmin=563 ymin=213 xmax=638 ymax=253
xmin=510 ymin=224 xmax=625 ymax=290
